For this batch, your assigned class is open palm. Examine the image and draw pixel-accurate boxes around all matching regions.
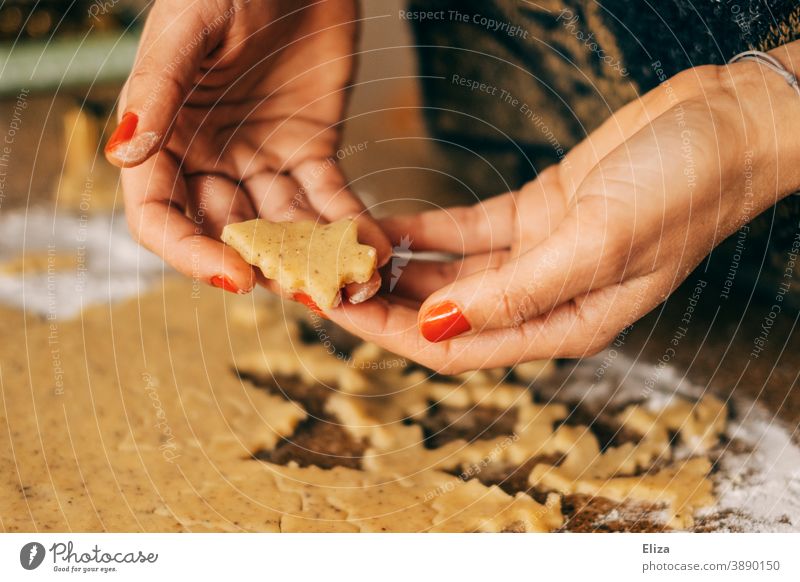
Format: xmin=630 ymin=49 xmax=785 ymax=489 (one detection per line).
xmin=110 ymin=0 xmax=388 ymax=295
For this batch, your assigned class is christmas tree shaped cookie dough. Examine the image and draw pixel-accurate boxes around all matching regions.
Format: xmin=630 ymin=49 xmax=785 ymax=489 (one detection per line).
xmin=222 ymin=218 xmax=377 ymax=309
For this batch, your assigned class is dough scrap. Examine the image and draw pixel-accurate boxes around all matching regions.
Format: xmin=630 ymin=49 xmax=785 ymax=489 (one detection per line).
xmin=320 ymin=340 xmax=723 ymax=529
xmin=221 ymin=218 xmax=377 ymax=309
xmin=529 ymin=394 xmax=725 ymax=528
xmin=0 ymin=280 xmax=727 ymax=533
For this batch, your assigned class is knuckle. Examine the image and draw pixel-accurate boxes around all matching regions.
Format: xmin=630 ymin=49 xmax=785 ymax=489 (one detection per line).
xmin=578 ymin=201 xmax=635 ymax=282
xmin=428 ymin=343 xmax=470 ymax=376
xmin=582 ymin=313 xmax=618 ymax=355
xmin=129 ymin=53 xmax=159 ymax=84
xmin=558 ymin=301 xmax=613 ymax=357
xmin=129 ymin=55 xmax=188 ymax=104
xmin=515 ymin=321 xmax=541 ymax=349
xmin=448 ymin=206 xmax=481 ymax=247
xmin=430 ymin=354 xmax=464 ymax=376
xmin=434 ymin=361 xmax=461 ymax=375
xmin=498 ymin=290 xmax=518 ymax=325
xmin=602 ymin=233 xmax=634 ymax=280
xmin=484 ymin=285 xmax=532 ymax=328
xmin=436 ymin=261 xmax=458 ymax=283
xmin=586 ymin=331 xmax=615 ymax=356
xmin=485 ymin=251 xmax=507 ymax=271
xmin=561 ymin=333 xmax=609 ymax=359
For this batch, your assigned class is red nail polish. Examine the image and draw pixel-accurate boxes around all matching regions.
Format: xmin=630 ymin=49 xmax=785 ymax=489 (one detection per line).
xmin=105 ymin=112 xmax=138 ymax=154
xmin=292 ymin=292 xmax=328 ymax=319
xmin=419 ymin=301 xmax=471 ymax=342
xmin=210 ymin=275 xmax=240 ymax=294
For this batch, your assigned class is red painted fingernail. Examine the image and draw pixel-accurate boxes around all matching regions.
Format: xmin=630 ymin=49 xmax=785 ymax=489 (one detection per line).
xmin=105 ymin=112 xmax=138 ymax=154
xmin=210 ymin=275 xmax=240 ymax=294
xmin=292 ymin=292 xmax=328 ymax=319
xmin=419 ymin=300 xmax=471 ymax=342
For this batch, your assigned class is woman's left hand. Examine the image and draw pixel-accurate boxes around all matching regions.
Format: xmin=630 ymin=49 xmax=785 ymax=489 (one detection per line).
xmin=327 ymin=49 xmax=800 ymax=373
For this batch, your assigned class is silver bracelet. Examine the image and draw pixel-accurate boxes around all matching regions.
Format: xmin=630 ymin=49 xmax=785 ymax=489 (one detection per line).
xmin=728 ymin=50 xmax=800 ymax=98
xmin=729 ymin=50 xmax=800 ymax=197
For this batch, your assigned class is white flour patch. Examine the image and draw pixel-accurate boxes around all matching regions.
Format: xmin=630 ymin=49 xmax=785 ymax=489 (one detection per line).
xmin=709 ymin=401 xmax=800 ymax=532
xmin=550 ymin=355 xmax=800 ymax=532
xmin=0 ymin=208 xmax=166 ymax=317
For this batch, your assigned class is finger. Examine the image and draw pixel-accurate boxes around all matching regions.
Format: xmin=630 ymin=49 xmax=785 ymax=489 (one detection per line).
xmin=121 ymin=152 xmax=255 ymax=293
xmin=383 ymin=293 xmax=423 ymax=310
xmin=379 ymin=166 xmax=570 ymax=258
xmin=416 ymin=197 xmax=637 ymax=342
xmin=379 ymin=193 xmax=518 ymax=255
xmin=253 ymin=270 xmax=284 ymax=297
xmin=342 ymin=262 xmax=381 ymax=305
xmin=383 ymin=251 xmax=509 ymax=302
xmin=329 ymin=274 xmax=660 ymax=373
xmin=293 ymin=159 xmax=392 ymax=267
xmin=245 ymin=171 xmax=321 ymax=223
xmin=185 ymin=174 xmax=257 ymax=239
xmin=343 ymin=271 xmax=381 ymax=305
xmin=105 ymin=1 xmax=225 ymax=167
xmin=501 ymin=273 xmax=665 ymax=364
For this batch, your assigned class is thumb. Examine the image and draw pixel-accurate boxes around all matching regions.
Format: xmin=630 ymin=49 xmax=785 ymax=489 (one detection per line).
xmin=417 ymin=201 xmax=631 ymax=342
xmin=105 ymin=2 xmax=226 ymax=167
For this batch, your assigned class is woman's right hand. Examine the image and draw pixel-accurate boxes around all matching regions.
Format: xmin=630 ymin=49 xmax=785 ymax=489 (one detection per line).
xmin=107 ymin=0 xmax=390 ymax=297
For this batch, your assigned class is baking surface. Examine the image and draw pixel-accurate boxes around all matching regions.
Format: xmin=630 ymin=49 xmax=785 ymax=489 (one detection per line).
xmin=1 ymin=246 xmax=797 ymax=531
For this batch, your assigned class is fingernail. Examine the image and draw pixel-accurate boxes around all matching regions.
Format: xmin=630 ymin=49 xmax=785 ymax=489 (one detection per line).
xmin=210 ymin=275 xmax=242 ymax=294
xmin=105 ymin=112 xmax=138 ymax=154
xmin=292 ymin=292 xmax=329 ymax=319
xmin=419 ymin=300 xmax=471 ymax=342
xmin=346 ymin=276 xmax=381 ymax=305
xmin=104 ymin=112 xmax=159 ymax=165
xmin=347 ymin=286 xmax=371 ymax=305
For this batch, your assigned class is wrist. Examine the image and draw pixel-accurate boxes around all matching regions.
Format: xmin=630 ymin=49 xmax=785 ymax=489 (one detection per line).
xmin=722 ymin=40 xmax=800 ymax=209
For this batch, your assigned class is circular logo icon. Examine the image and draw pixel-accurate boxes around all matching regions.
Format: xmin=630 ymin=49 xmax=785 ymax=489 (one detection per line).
xmin=19 ymin=542 xmax=46 ymax=570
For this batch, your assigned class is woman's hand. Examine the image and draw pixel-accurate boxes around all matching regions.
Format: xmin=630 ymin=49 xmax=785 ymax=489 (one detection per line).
xmin=107 ymin=0 xmax=389 ymax=298
xmin=329 ymin=46 xmax=800 ymax=373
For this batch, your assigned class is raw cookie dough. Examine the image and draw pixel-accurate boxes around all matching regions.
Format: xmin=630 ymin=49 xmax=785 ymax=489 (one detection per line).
xmin=221 ymin=218 xmax=377 ymax=309
xmin=237 ymin=320 xmax=726 ymax=529
xmin=0 ymin=251 xmax=78 ymax=275
xmin=0 ymin=280 xmax=727 ymax=532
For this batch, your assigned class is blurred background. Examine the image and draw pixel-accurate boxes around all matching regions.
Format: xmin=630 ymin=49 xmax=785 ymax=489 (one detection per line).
xmin=0 ymin=0 xmax=464 ymax=215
